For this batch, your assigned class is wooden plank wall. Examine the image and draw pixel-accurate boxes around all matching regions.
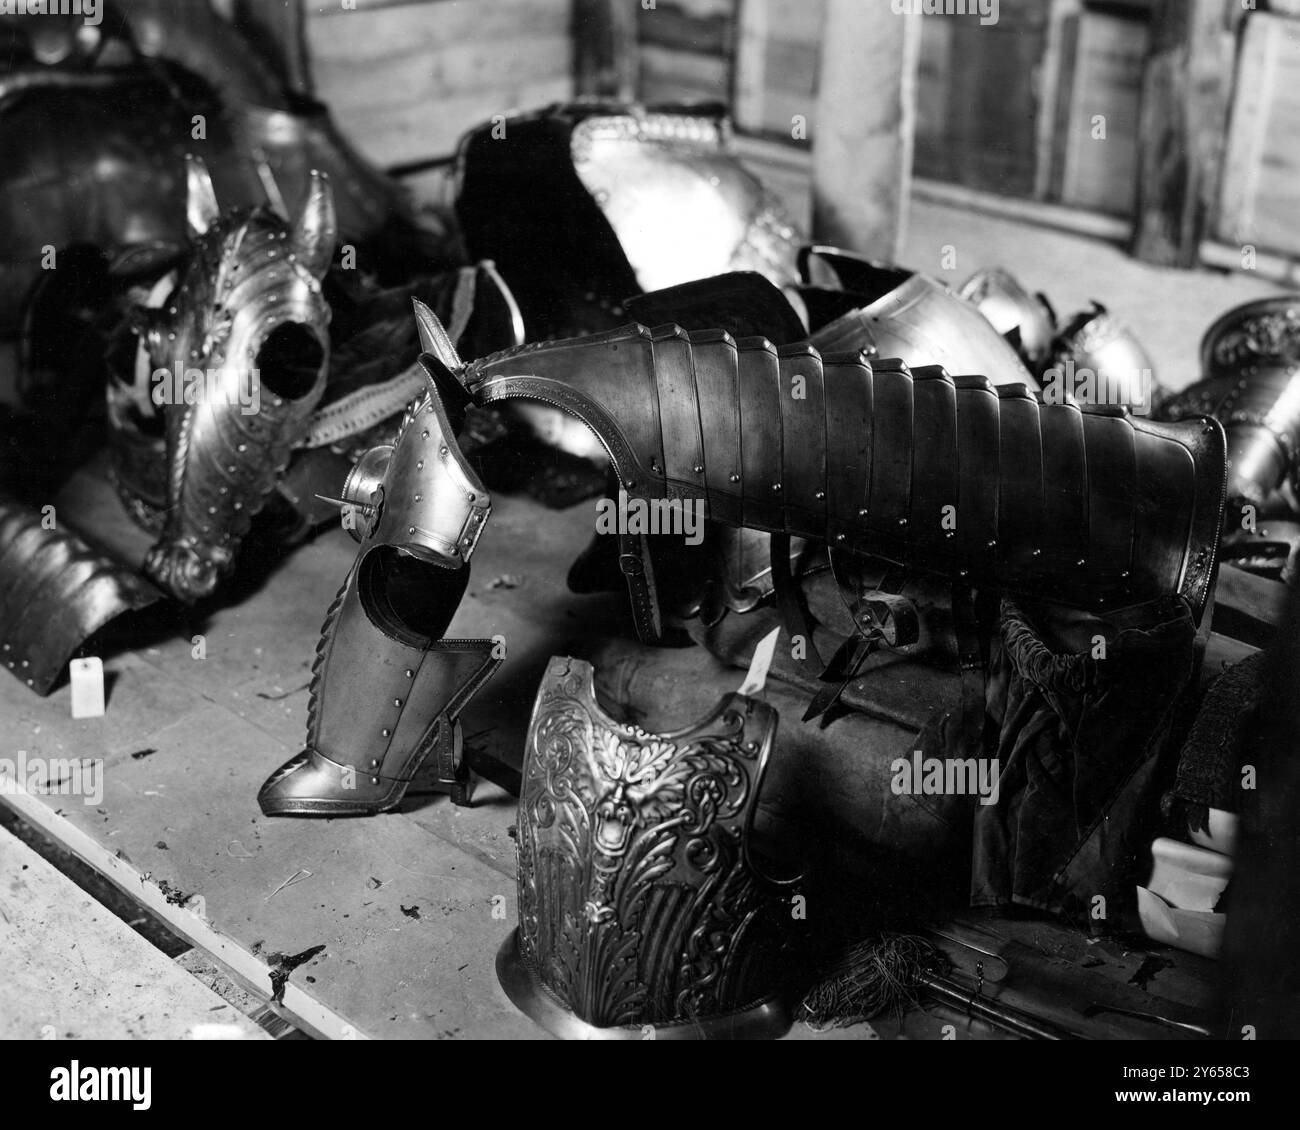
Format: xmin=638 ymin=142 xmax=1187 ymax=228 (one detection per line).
xmin=304 ymin=0 xmax=575 ymax=170
xmin=1216 ymin=11 xmax=1300 ymax=259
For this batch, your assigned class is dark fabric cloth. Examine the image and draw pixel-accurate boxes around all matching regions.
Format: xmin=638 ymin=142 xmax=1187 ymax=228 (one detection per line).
xmin=971 ymin=597 xmax=1200 ymax=921
xmin=1165 ymin=650 xmax=1266 ymax=832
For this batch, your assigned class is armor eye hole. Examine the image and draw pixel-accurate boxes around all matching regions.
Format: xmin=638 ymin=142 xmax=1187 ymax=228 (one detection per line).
xmin=254 ymin=322 xmax=324 ymax=400
xmin=357 ymin=545 xmax=468 ymax=646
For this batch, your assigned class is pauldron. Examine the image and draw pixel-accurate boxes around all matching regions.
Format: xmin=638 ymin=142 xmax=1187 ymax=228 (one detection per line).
xmin=454 ymin=101 xmax=802 ymax=338
xmin=496 ymin=656 xmax=804 ymax=1038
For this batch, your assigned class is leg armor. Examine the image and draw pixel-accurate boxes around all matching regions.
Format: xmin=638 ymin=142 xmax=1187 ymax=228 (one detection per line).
xmin=258 ymin=333 xmax=501 ymax=816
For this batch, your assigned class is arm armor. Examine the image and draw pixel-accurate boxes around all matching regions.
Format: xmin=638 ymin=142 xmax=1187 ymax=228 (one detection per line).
xmin=467 ymin=323 xmax=1226 ymax=622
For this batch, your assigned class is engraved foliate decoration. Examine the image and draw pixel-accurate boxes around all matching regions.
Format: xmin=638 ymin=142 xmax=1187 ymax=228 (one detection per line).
xmin=504 ymin=656 xmax=803 ymax=1036
xmin=1160 ymin=296 xmax=1300 ymax=509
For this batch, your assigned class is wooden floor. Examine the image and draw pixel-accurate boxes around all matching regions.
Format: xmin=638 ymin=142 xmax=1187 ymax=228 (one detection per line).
xmin=0 ymin=198 xmax=1264 ymax=1040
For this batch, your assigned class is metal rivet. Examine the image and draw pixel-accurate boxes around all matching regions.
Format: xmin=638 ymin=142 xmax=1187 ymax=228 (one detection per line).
xmin=772 ymin=483 xmax=782 ymax=492
xmin=408 ymin=526 xmax=415 ymax=535
xmin=370 ymin=777 xmax=380 ymax=786
xmin=416 ymin=461 xmax=424 ymax=470
xmin=898 ymin=518 xmax=908 ymax=527
xmin=692 ymin=464 xmax=704 ymax=474
xmin=815 ymin=491 xmax=825 ymax=501
xmin=382 ymin=729 xmax=391 ymax=738
xmin=393 ymin=698 xmax=402 ymax=708
xmin=836 ymin=533 xmax=846 ymax=542
xmin=405 ymin=669 xmax=414 ymax=678
xmin=440 ymin=445 xmax=449 ymax=456
xmin=422 ymin=430 xmax=430 ymax=439
xmin=858 ymin=509 xmax=868 ymax=518
xmin=414 ymin=494 xmax=422 ymax=502
xmin=729 ymin=473 xmax=740 ymax=483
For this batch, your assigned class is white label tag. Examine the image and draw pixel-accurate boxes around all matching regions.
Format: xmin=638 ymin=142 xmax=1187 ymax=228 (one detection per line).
xmin=69 ymin=657 xmax=105 ymax=719
xmin=736 ymin=627 xmax=781 ymax=697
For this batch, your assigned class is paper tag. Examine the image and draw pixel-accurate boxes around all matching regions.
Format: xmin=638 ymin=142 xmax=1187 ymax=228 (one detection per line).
xmin=736 ymin=627 xmax=781 ymax=697
xmin=69 ymin=657 xmax=105 ymax=719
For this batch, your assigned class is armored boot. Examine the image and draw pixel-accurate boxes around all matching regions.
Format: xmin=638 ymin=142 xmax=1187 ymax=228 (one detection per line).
xmin=258 ymin=308 xmax=500 ymax=815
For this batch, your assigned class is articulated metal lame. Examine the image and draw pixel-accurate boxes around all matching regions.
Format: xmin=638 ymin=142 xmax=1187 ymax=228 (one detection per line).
xmin=0 ymin=497 xmax=163 ymax=695
xmin=466 ymin=322 xmax=1226 ymax=621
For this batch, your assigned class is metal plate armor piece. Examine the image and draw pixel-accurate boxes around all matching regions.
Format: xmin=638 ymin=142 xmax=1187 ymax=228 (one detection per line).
xmin=466 ymin=323 xmax=1225 ymax=621
xmin=454 ymin=102 xmax=802 ymax=338
xmin=957 ymin=267 xmax=1057 ymax=371
xmin=797 ymin=248 xmax=1036 ymax=388
xmin=257 ymin=356 xmax=500 ymax=815
xmin=276 ymin=307 xmax=1226 ymax=818
xmin=107 ymin=160 xmax=335 ymax=601
xmin=0 ymin=496 xmax=162 ymax=696
xmin=1159 ymin=296 xmax=1300 ymax=513
xmin=497 ymin=656 xmax=803 ymax=1039
xmin=1045 ymin=302 xmax=1160 ymax=413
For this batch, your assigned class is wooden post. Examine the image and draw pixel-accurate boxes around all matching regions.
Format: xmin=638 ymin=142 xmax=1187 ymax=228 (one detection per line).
xmin=811 ymin=0 xmax=919 ymax=260
xmin=1130 ymin=0 xmax=1236 ymax=268
xmin=573 ymin=0 xmax=640 ymax=100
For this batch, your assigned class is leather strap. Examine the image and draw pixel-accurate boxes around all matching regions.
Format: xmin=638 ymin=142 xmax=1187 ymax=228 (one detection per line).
xmin=770 ymin=532 xmax=824 ymax=678
xmin=620 ymin=530 xmax=663 ymax=643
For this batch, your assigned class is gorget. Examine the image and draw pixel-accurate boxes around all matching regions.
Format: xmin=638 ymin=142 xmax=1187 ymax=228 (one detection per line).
xmin=497 ymin=655 xmax=804 ymax=1038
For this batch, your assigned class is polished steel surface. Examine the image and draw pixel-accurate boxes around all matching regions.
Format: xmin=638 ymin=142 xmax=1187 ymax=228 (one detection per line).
xmin=503 ymin=655 xmax=801 ymax=1035
xmin=257 ymin=367 xmax=500 ymax=816
xmin=958 ymin=266 xmax=1057 ymax=370
xmin=1160 ymin=295 xmax=1300 ymax=511
xmin=108 ymin=160 xmax=335 ymax=601
xmin=0 ymin=496 xmax=163 ymax=696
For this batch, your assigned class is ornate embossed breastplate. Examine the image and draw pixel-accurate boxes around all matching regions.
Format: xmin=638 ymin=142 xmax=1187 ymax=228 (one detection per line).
xmin=498 ymin=656 xmax=805 ymax=1038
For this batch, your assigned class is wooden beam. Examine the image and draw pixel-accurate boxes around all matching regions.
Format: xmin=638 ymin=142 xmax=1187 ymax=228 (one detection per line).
xmin=811 ymin=0 xmax=919 ymax=259
xmin=1130 ymin=0 xmax=1236 ymax=267
xmin=572 ymin=0 xmax=639 ymax=100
